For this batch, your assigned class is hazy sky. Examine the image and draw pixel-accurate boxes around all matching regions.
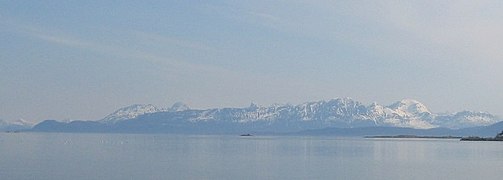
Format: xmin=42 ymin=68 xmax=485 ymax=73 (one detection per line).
xmin=2 ymin=0 xmax=503 ymax=122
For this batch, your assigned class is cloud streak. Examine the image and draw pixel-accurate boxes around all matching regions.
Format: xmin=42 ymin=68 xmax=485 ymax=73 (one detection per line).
xmin=2 ymin=19 xmax=232 ymax=79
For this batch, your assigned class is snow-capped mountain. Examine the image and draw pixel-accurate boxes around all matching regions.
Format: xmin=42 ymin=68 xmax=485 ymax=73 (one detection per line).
xmin=97 ymin=98 xmax=500 ymax=130
xmin=100 ymin=103 xmax=192 ymax=124
xmin=387 ymin=99 xmax=432 ymax=117
xmin=33 ymin=98 xmax=501 ymax=134
xmin=100 ymin=104 xmax=162 ymax=124
xmin=434 ymin=111 xmax=498 ymax=129
xmin=0 ymin=119 xmax=34 ymax=131
xmin=370 ymin=99 xmax=436 ymax=129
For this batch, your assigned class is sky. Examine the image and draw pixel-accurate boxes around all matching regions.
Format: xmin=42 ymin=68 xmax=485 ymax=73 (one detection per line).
xmin=1 ymin=0 xmax=503 ymax=123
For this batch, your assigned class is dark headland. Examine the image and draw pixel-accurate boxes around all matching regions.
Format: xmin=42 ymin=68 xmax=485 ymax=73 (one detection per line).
xmin=460 ymin=130 xmax=503 ymax=141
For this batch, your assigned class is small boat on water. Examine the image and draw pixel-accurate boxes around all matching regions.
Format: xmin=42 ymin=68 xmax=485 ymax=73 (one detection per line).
xmin=240 ymin=134 xmax=253 ymax=136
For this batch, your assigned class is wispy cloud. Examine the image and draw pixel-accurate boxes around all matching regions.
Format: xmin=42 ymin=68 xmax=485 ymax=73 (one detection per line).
xmin=2 ymin=19 xmax=231 ymax=78
xmin=129 ymin=30 xmax=215 ymax=52
xmin=32 ymin=33 xmax=93 ymax=48
xmin=246 ymin=11 xmax=281 ymax=23
xmin=220 ymin=0 xmax=503 ymax=68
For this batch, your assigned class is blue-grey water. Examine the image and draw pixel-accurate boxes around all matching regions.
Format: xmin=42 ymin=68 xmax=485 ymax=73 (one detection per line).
xmin=1 ymin=133 xmax=502 ymax=180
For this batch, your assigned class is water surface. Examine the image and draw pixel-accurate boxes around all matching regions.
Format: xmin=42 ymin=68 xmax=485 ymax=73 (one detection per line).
xmin=1 ymin=133 xmax=502 ymax=180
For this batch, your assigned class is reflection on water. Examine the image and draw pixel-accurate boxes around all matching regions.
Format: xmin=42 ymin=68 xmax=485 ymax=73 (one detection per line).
xmin=1 ymin=133 xmax=502 ymax=180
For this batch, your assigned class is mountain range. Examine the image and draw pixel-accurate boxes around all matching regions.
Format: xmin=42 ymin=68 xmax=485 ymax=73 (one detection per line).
xmin=30 ymin=98 xmax=502 ymax=136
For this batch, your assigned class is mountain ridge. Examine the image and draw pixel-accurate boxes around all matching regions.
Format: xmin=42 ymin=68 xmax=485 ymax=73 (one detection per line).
xmin=31 ymin=98 xmax=502 ymax=134
xmin=98 ymin=98 xmax=500 ymax=129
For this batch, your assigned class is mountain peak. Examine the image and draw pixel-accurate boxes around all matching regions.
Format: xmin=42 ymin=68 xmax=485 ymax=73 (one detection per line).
xmin=331 ymin=97 xmax=355 ymax=102
xmin=388 ymin=99 xmax=431 ymax=115
xmin=248 ymin=102 xmax=259 ymax=109
xmin=169 ymin=102 xmax=190 ymax=112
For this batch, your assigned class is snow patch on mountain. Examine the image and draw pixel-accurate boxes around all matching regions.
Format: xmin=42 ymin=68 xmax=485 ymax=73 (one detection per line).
xmin=0 ymin=118 xmax=34 ymax=131
xmin=387 ymin=99 xmax=432 ymax=117
xmin=373 ymin=99 xmax=436 ymax=128
xmin=100 ymin=104 xmax=162 ymax=124
xmin=434 ymin=111 xmax=499 ymax=129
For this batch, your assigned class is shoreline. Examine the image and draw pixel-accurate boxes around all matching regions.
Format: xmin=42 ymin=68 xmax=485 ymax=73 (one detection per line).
xmin=364 ymin=135 xmax=462 ymax=139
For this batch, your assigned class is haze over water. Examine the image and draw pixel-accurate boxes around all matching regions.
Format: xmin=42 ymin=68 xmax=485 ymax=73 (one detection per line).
xmin=1 ymin=133 xmax=502 ymax=180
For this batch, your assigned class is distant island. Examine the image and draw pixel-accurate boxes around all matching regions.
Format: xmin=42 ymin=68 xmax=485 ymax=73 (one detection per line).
xmin=460 ymin=131 xmax=503 ymax=141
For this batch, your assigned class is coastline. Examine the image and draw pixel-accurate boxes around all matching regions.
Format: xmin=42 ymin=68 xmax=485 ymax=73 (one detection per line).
xmin=365 ymin=135 xmax=461 ymax=139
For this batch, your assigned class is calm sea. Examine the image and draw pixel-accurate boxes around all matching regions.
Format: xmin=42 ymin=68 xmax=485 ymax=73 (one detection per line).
xmin=1 ymin=133 xmax=502 ymax=180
